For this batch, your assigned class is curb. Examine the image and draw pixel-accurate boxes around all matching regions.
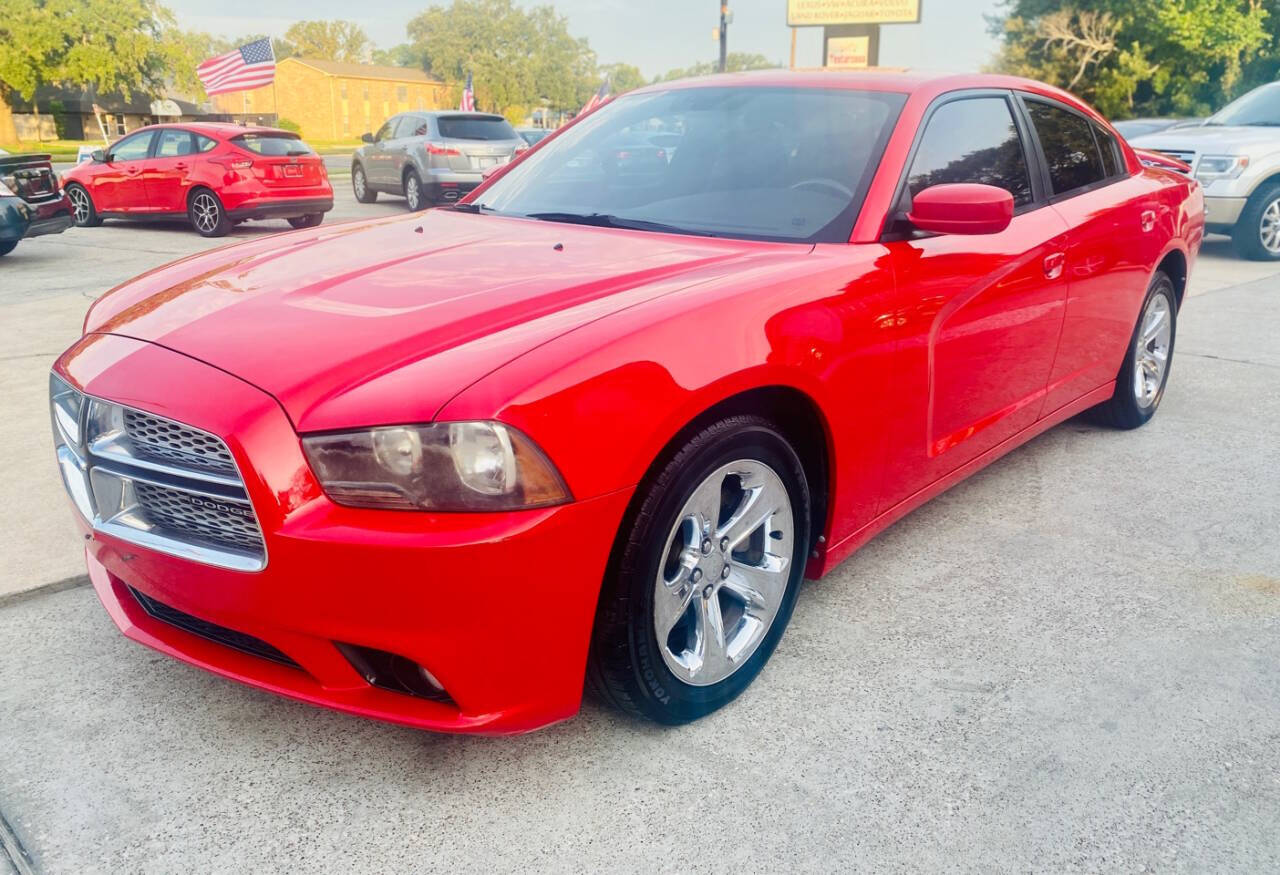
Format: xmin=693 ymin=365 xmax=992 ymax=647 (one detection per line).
xmin=0 ymin=574 xmax=89 ymax=610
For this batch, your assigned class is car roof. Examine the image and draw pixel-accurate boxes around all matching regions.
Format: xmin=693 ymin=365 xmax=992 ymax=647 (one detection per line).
xmin=123 ymin=121 xmax=297 ymax=138
xmin=631 ymin=69 xmax=1102 ymax=118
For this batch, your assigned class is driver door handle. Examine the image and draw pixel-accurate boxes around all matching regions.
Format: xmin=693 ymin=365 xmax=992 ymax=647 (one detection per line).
xmin=1140 ymin=210 xmax=1157 ymax=233
xmin=1043 ymin=251 xmax=1066 ymax=280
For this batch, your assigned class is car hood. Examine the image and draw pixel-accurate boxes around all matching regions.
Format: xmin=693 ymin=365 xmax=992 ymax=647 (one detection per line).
xmin=1130 ymin=124 xmax=1280 ymax=154
xmin=86 ymin=210 xmax=783 ymax=431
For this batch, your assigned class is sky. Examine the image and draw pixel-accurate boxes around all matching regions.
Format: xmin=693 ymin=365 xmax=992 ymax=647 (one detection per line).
xmin=166 ymin=0 xmax=1005 ymax=80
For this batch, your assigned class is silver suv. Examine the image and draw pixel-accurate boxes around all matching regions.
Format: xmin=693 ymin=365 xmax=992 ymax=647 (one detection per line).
xmin=1131 ymin=82 xmax=1280 ymax=260
xmin=352 ymin=112 xmax=526 ymax=211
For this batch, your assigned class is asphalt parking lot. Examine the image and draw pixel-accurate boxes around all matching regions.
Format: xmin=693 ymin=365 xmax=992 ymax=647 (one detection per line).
xmin=2 ymin=189 xmax=1278 ymax=872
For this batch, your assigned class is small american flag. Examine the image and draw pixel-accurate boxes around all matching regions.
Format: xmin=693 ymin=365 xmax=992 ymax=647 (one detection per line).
xmin=580 ymin=76 xmax=611 ymax=116
xmin=198 ymin=38 xmax=276 ymax=96
xmin=459 ymin=72 xmax=475 ymax=111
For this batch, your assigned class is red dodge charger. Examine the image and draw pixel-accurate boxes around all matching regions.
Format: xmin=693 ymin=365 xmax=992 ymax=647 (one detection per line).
xmin=61 ymin=123 xmax=333 ymax=237
xmin=51 ymin=72 xmax=1203 ymax=734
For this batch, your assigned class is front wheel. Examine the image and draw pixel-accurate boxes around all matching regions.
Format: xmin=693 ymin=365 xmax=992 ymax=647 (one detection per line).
xmin=1232 ymin=182 xmax=1280 ymax=261
xmin=287 ymin=213 xmax=324 ymax=229
xmin=589 ymin=415 xmax=811 ymax=725
xmin=66 ymin=183 xmax=101 ymax=227
xmin=188 ymin=189 xmax=230 ymax=237
xmin=1091 ymin=270 xmax=1177 ymax=429
xmin=352 ymin=164 xmax=376 ymax=203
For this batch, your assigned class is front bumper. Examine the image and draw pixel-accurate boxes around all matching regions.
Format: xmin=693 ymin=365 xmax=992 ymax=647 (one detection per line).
xmin=1204 ymin=195 xmax=1248 ymax=230
xmin=56 ymin=333 xmax=633 ymax=734
xmin=0 ymin=192 xmax=73 ymax=242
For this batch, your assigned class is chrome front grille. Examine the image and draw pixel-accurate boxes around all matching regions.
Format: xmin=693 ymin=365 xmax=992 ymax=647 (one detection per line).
xmin=50 ymin=373 xmax=266 ymax=571
xmin=1157 ymin=149 xmax=1196 ymax=170
xmin=123 ymin=409 xmax=238 ymax=477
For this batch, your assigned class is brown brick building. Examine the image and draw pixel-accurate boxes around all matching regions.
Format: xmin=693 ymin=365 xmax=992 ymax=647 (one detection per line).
xmin=210 ymin=57 xmax=452 ymax=140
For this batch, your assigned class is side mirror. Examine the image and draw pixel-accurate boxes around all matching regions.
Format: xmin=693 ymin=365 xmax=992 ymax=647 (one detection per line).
xmin=907 ymin=183 xmax=1014 ymax=236
xmin=361 ymin=133 xmax=375 ymax=144
xmin=91 ymin=149 xmax=106 ymax=164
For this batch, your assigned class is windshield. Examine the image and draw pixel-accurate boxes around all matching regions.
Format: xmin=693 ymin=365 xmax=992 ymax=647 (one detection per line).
xmin=1208 ymin=83 xmax=1280 ymax=126
xmin=234 ymin=133 xmax=315 ymax=156
xmin=437 ymin=116 xmax=518 ymax=140
xmin=470 ymin=86 xmax=906 ymax=243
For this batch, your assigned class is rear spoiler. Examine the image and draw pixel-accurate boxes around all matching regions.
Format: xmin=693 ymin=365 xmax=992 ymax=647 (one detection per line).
xmin=1134 ymin=148 xmax=1191 ymax=174
xmin=0 ymin=153 xmax=54 ymax=172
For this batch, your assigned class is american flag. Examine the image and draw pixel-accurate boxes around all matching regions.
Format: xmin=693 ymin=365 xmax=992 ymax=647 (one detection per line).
xmin=197 ymin=38 xmax=276 ymax=96
xmin=459 ymin=72 xmax=475 ymax=111
xmin=580 ymin=76 xmax=611 ymax=115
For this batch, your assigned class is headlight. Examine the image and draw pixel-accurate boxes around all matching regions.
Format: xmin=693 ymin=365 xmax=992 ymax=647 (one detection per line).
xmin=1195 ymin=155 xmax=1249 ymax=183
xmin=50 ymin=372 xmax=85 ymax=448
xmin=302 ymin=421 xmax=571 ymax=512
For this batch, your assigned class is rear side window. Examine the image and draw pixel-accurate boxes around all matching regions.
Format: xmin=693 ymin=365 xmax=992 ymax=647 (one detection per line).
xmin=1026 ymin=101 xmax=1105 ymax=195
xmin=233 ymin=134 xmax=314 ymax=156
xmin=437 ymin=116 xmax=518 ymax=141
xmin=1094 ymin=124 xmax=1121 ymax=178
xmin=197 ymin=135 xmax=218 ymax=153
xmin=155 ymin=129 xmax=195 ymax=158
xmin=906 ymin=97 xmax=1033 ymax=207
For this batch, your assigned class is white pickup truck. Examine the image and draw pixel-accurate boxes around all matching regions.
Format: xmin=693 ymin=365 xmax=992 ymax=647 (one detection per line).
xmin=1131 ymin=81 xmax=1280 ymax=260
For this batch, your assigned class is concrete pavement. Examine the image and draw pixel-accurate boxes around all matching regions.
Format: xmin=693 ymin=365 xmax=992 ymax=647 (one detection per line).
xmin=1 ymin=198 xmax=1278 ymax=871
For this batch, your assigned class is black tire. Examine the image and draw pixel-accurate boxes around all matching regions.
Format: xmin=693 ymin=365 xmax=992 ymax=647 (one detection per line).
xmin=1091 ymin=270 xmax=1177 ymax=429
xmin=287 ymin=213 xmax=324 ymax=229
xmin=187 ymin=188 xmax=230 ymax=238
xmin=66 ymin=183 xmax=101 ymax=227
xmin=0 ymin=240 xmax=16 ymax=257
xmin=1231 ymin=182 xmax=1280 ymax=261
xmin=403 ymin=168 xmax=427 ymax=211
xmin=588 ymin=415 xmax=811 ymax=725
xmin=352 ymin=164 xmax=376 ymax=203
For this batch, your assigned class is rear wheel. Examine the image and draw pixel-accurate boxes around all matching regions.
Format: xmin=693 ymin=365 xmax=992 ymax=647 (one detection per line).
xmin=1232 ymin=182 xmax=1280 ymax=261
xmin=287 ymin=213 xmax=324 ymax=229
xmin=0 ymin=240 xmax=16 ymax=256
xmin=1091 ymin=271 xmax=1177 ymax=429
xmin=66 ymin=183 xmax=101 ymax=227
xmin=404 ymin=169 xmax=426 ymax=211
xmin=352 ymin=164 xmax=376 ymax=203
xmin=589 ymin=415 xmax=810 ymax=725
xmin=188 ymin=188 xmax=230 ymax=238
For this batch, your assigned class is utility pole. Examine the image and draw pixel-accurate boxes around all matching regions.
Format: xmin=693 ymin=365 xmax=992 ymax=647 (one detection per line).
xmin=718 ymin=1 xmax=729 ymax=73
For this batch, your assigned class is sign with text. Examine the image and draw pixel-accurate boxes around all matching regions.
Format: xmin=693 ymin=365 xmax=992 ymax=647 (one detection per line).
xmin=825 ymin=35 xmax=871 ymax=68
xmin=787 ymin=0 xmax=921 ymax=26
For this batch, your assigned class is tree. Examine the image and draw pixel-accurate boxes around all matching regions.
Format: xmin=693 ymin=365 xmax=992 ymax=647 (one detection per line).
xmin=988 ymin=1 xmax=1274 ymax=118
xmin=0 ymin=0 xmax=203 ymax=141
xmin=405 ymin=0 xmax=596 ymax=116
xmin=599 ymin=62 xmax=645 ymax=95
xmin=656 ymin=53 xmax=779 ymax=82
xmin=283 ymin=20 xmax=371 ymax=63
xmin=372 ymin=44 xmax=419 ymax=68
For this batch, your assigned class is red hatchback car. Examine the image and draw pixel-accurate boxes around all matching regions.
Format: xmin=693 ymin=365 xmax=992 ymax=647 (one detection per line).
xmin=51 ymin=72 xmax=1202 ymax=734
xmin=61 ymin=123 xmax=333 ymax=237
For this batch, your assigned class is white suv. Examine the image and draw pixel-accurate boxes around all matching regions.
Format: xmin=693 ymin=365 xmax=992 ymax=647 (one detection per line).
xmin=1131 ymin=82 xmax=1280 ymax=260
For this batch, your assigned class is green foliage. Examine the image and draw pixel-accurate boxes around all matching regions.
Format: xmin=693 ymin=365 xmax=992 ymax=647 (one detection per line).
xmin=284 ymin=20 xmax=371 ymax=63
xmin=599 ymin=62 xmax=645 ymax=95
xmin=274 ymin=117 xmax=301 ymax=132
xmin=371 ymin=44 xmax=419 ymax=68
xmin=0 ymin=0 xmax=203 ymax=100
xmin=989 ymin=0 xmax=1277 ymax=118
xmin=405 ymin=0 xmax=597 ymax=114
xmin=655 ymin=53 xmax=780 ymax=82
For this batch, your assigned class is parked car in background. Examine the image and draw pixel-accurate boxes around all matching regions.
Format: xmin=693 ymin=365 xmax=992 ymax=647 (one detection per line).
xmin=61 ymin=123 xmax=333 ymax=238
xmin=1131 ymin=81 xmax=1280 ymax=259
xmin=0 ymin=152 xmax=74 ymax=256
xmin=1113 ymin=118 xmax=1200 ymax=140
xmin=352 ymin=111 xmax=527 ymax=211
xmin=51 ymin=71 xmax=1201 ymax=734
xmin=516 ymin=127 xmax=552 ymax=146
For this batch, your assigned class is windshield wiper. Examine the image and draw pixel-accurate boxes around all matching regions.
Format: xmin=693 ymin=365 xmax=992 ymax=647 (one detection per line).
xmin=449 ymin=202 xmax=493 ymax=213
xmin=523 ymin=211 xmax=716 ymax=237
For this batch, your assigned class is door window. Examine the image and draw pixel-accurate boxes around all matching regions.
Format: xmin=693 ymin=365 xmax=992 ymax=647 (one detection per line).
xmin=395 ymin=115 xmax=422 ymax=138
xmin=1025 ymin=101 xmax=1106 ymax=196
xmin=374 ymin=119 xmax=396 ymax=142
xmin=108 ymin=131 xmax=154 ymax=162
xmin=155 ymin=129 xmax=195 ymax=158
xmin=906 ymin=97 xmax=1033 ymax=207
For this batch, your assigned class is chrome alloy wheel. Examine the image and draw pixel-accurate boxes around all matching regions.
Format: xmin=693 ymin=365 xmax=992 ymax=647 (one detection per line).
xmin=653 ymin=459 xmax=795 ymax=687
xmin=191 ymin=192 xmax=220 ymax=234
xmin=1133 ymin=292 xmax=1172 ymax=407
xmin=353 ymin=167 xmax=367 ymax=199
xmin=69 ymin=186 xmax=91 ymax=224
xmin=406 ymin=174 xmax=422 ymax=210
xmin=1260 ymin=197 xmax=1280 ymax=255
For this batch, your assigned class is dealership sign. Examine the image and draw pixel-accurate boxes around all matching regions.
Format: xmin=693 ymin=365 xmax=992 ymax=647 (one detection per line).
xmin=787 ymin=0 xmax=921 ymax=26
xmin=825 ymin=35 xmax=871 ymax=68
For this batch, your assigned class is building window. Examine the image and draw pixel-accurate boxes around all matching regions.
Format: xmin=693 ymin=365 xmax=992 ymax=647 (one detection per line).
xmin=397 ymin=85 xmax=407 ymax=103
xmin=363 ymin=85 xmax=369 ymax=100
xmin=343 ymin=115 xmax=349 ymax=135
xmin=340 ymin=81 xmax=347 ymax=99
